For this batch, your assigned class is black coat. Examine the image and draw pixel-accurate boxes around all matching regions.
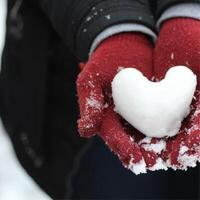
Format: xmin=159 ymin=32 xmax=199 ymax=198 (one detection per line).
xmin=0 ymin=0 xmax=199 ymax=199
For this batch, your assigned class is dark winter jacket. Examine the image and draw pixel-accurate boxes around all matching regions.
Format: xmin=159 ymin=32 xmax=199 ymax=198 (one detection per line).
xmin=0 ymin=0 xmax=199 ymax=199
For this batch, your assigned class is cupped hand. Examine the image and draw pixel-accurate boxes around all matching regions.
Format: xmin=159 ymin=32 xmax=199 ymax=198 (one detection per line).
xmin=154 ymin=18 xmax=200 ymax=169
xmin=77 ymin=18 xmax=200 ymax=174
xmin=77 ymin=33 xmax=157 ymax=172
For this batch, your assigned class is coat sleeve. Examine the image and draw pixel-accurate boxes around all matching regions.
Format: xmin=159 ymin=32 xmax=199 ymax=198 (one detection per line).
xmin=35 ymin=0 xmax=156 ymax=61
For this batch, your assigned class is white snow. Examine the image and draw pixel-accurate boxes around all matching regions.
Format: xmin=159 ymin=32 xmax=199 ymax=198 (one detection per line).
xmin=177 ymin=145 xmax=199 ymax=170
xmin=138 ymin=16 xmax=143 ymax=20
xmin=112 ymin=66 xmax=197 ymax=138
xmin=164 ymin=146 xmax=200 ymax=171
xmin=179 ymin=146 xmax=189 ymax=155
xmin=0 ymin=1 xmax=51 ymax=199
xmin=170 ymin=53 xmax=174 ymax=60
xmin=140 ymin=140 xmax=166 ymax=154
xmin=117 ymin=66 xmax=124 ymax=72
xmin=86 ymin=97 xmax=101 ymax=110
xmin=86 ymin=16 xmax=92 ymax=22
xmin=148 ymin=158 xmax=168 ymax=171
xmin=178 ymin=154 xmax=198 ymax=170
xmin=138 ymin=137 xmax=152 ymax=144
xmin=128 ymin=157 xmax=169 ymax=175
xmin=105 ymin=14 xmax=111 ymax=20
xmin=128 ymin=158 xmax=147 ymax=175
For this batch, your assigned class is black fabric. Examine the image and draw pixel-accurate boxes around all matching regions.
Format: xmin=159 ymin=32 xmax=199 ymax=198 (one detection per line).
xmin=72 ymin=137 xmax=199 ymax=199
xmin=33 ymin=0 xmax=156 ymax=61
xmin=0 ymin=0 xmax=199 ymax=199
xmin=29 ymin=0 xmax=200 ymax=60
xmin=76 ymin=0 xmax=156 ymax=61
xmin=0 ymin=0 xmax=86 ymax=198
xmin=157 ymin=0 xmax=200 ymax=18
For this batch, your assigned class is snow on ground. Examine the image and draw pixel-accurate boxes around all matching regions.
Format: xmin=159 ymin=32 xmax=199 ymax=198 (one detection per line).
xmin=0 ymin=0 xmax=51 ymax=199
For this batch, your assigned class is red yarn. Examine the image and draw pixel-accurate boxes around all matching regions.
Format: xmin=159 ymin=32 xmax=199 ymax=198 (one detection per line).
xmin=154 ymin=18 xmax=200 ymax=167
xmin=77 ymin=19 xmax=200 ymax=170
xmin=77 ymin=33 xmax=154 ymax=166
xmin=77 ymin=33 xmax=153 ymax=137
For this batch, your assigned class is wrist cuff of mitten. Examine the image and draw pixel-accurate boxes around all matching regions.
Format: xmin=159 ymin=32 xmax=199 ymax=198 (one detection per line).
xmin=158 ymin=17 xmax=200 ymax=37
xmin=90 ymin=32 xmax=152 ymax=59
xmin=157 ymin=3 xmax=200 ymax=27
xmin=89 ymin=23 xmax=157 ymax=56
xmin=157 ymin=0 xmax=200 ymax=19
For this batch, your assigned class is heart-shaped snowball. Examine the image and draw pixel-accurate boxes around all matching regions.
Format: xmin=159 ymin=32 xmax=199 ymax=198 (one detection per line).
xmin=112 ymin=66 xmax=197 ymax=138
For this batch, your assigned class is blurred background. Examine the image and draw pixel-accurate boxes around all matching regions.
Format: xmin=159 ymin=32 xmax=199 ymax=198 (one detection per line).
xmin=0 ymin=0 xmax=50 ymax=199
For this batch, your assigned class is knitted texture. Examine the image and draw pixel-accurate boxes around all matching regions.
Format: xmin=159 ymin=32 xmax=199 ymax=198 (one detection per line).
xmin=77 ymin=21 xmax=200 ymax=171
xmin=77 ymin=33 xmax=156 ymax=167
xmin=154 ymin=18 xmax=200 ymax=168
xmin=77 ymin=33 xmax=153 ymax=137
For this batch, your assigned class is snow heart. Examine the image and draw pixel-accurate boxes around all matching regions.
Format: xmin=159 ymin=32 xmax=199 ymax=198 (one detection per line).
xmin=112 ymin=66 xmax=197 ymax=138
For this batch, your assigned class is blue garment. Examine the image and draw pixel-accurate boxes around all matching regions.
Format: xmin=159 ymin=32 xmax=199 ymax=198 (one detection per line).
xmin=71 ymin=137 xmax=199 ymax=199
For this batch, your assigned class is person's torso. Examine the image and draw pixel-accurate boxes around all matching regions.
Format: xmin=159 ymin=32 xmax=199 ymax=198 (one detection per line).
xmin=0 ymin=0 xmax=85 ymax=198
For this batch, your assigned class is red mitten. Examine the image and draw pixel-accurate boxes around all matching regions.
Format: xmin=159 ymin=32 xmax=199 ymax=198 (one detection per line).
xmin=154 ymin=18 xmax=200 ymax=169
xmin=77 ymin=33 xmax=157 ymax=172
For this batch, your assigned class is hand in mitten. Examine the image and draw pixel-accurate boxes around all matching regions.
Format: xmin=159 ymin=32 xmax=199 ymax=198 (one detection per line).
xmin=154 ymin=18 xmax=200 ymax=169
xmin=77 ymin=33 xmax=158 ymax=172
